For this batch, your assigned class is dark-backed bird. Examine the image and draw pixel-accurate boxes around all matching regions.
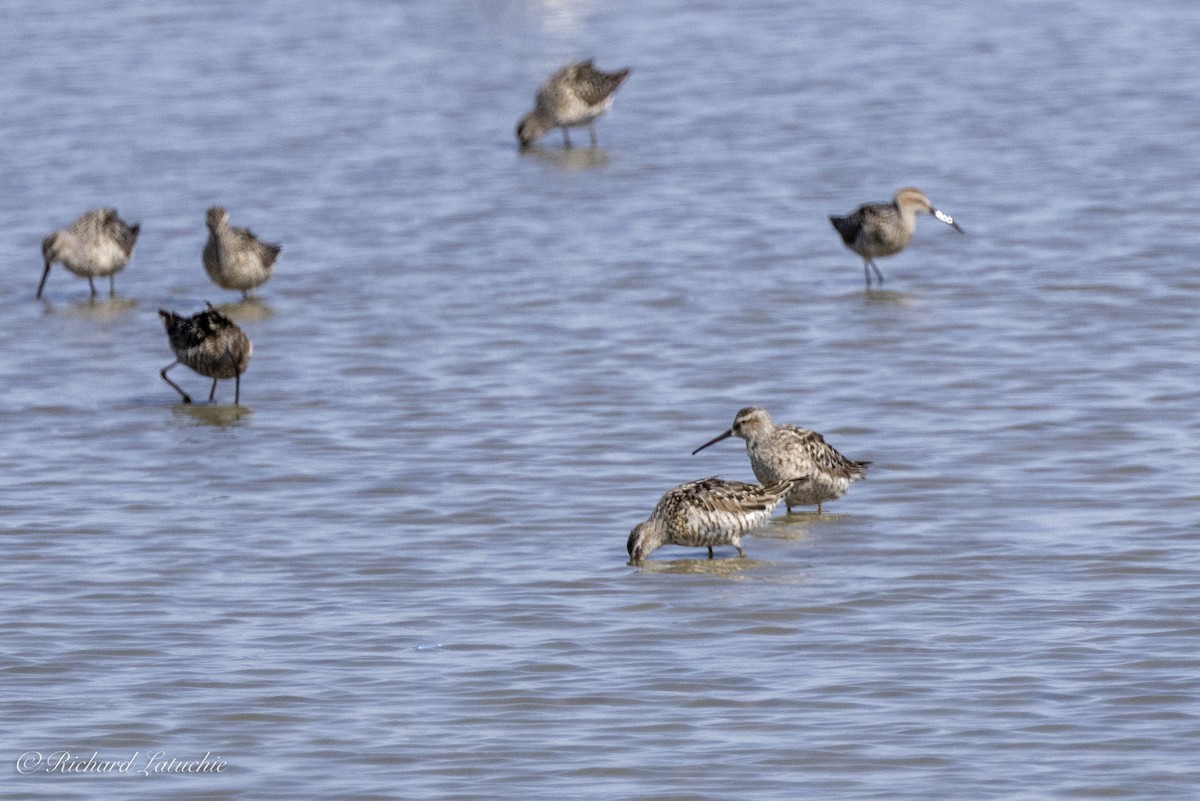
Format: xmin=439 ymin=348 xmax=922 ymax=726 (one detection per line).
xmin=829 ymin=187 xmax=962 ymax=287
xmin=159 ymin=303 xmax=253 ymax=405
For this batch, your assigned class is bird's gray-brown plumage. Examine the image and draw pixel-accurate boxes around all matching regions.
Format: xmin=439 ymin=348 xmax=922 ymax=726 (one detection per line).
xmin=829 ymin=187 xmax=963 ymax=287
xmin=202 ymin=207 xmax=281 ymax=299
xmin=158 ymin=303 xmax=253 ymax=404
xmin=516 ymin=60 xmax=630 ymax=148
xmin=626 ymin=475 xmax=807 ymax=563
xmin=38 ymin=208 xmax=140 ymax=298
xmin=693 ymin=407 xmax=869 ymax=514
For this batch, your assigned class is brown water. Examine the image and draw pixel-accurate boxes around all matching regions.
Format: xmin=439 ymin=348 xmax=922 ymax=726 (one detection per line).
xmin=2 ymin=1 xmax=1199 ymax=799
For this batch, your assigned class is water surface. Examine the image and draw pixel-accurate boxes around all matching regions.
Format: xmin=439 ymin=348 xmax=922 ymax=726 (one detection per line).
xmin=1 ymin=1 xmax=1199 ymax=799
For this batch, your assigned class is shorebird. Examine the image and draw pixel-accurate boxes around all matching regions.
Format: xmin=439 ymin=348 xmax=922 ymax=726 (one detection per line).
xmin=517 ymin=60 xmax=630 ymax=149
xmin=202 ymin=207 xmax=281 ymax=299
xmin=38 ymin=208 xmax=140 ymax=298
xmin=627 ymin=475 xmax=807 ymax=563
xmin=693 ymin=407 xmax=869 ymax=514
xmin=158 ymin=303 xmax=253 ymax=404
xmin=829 ymin=187 xmax=963 ymax=287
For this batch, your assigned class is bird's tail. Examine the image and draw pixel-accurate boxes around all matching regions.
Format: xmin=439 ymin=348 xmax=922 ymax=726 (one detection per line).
xmin=117 ymin=222 xmax=140 ymax=255
xmin=829 ymin=216 xmax=856 ymax=245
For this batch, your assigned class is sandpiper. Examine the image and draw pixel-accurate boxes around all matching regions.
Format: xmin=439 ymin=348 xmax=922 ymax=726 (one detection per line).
xmin=38 ymin=208 xmax=140 ymax=298
xmin=202 ymin=207 xmax=281 ymax=299
xmin=693 ymin=407 xmax=869 ymax=514
xmin=517 ymin=60 xmax=630 ymax=149
xmin=158 ymin=303 xmax=253 ymax=404
xmin=829 ymin=188 xmax=963 ymax=287
xmin=627 ymin=475 xmax=807 ymax=563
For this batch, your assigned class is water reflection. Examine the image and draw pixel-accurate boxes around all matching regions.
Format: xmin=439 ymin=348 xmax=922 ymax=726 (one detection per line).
xmin=862 ymin=287 xmax=914 ymax=306
xmin=169 ymin=402 xmax=252 ymax=427
xmin=519 ymin=145 xmax=610 ymax=171
xmin=759 ymin=515 xmax=819 ymax=541
xmin=210 ymin=297 xmax=273 ymax=322
xmin=44 ymin=296 xmax=139 ymax=320
xmin=629 ymin=555 xmax=767 ymax=575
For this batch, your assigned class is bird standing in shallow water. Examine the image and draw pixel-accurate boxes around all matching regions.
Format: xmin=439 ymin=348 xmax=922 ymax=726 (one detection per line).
xmin=517 ymin=60 xmax=630 ymax=149
xmin=202 ymin=207 xmax=281 ymax=299
xmin=159 ymin=304 xmax=253 ymax=404
xmin=38 ymin=208 xmax=140 ymax=299
xmin=693 ymin=407 xmax=869 ymax=514
xmin=627 ymin=475 xmax=807 ymax=563
xmin=829 ymin=187 xmax=963 ymax=287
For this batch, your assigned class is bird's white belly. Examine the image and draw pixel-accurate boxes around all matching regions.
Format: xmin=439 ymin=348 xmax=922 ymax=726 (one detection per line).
xmin=558 ymin=95 xmax=614 ymax=127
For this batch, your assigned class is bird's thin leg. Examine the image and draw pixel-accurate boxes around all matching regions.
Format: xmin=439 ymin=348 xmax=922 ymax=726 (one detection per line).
xmin=786 ymin=503 xmax=793 ymax=515
xmin=707 ymin=546 xmax=714 ymax=559
xmin=160 ymin=361 xmax=192 ymax=404
xmin=869 ymin=260 xmax=885 ymax=285
xmin=234 ymin=373 xmax=241 ymax=405
xmin=816 ymin=501 xmax=823 ymax=514
xmin=109 ymin=275 xmax=116 ymax=296
xmin=863 ymin=261 xmax=872 ymax=287
xmin=208 ymin=378 xmax=218 ymax=402
xmin=88 ymin=277 xmax=97 ymax=297
xmin=561 ymin=127 xmax=571 ymax=148
xmin=736 ymin=546 xmax=746 ymax=558
xmin=589 ymin=123 xmax=597 ymax=147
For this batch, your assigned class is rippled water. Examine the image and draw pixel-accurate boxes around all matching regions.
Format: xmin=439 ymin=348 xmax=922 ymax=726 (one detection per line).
xmin=2 ymin=1 xmax=1199 ymax=799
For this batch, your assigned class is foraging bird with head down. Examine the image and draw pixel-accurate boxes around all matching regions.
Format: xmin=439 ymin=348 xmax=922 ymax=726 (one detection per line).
xmin=627 ymin=475 xmax=807 ymax=563
xmin=38 ymin=208 xmax=140 ymax=299
xmin=202 ymin=206 xmax=281 ymax=299
xmin=517 ymin=60 xmax=630 ymax=149
xmin=158 ymin=303 xmax=253 ymax=405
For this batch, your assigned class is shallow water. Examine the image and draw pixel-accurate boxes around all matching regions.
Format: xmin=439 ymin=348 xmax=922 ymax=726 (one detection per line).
xmin=2 ymin=1 xmax=1199 ymax=799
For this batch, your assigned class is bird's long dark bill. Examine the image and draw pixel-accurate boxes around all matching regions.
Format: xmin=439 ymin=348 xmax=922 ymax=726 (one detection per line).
xmin=692 ymin=429 xmax=734 ymax=455
xmin=933 ymin=209 xmax=964 ymax=233
xmin=36 ymin=259 xmax=52 ymax=298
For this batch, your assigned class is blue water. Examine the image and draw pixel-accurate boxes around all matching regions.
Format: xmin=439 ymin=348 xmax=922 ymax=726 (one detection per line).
xmin=1 ymin=1 xmax=1198 ymax=799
